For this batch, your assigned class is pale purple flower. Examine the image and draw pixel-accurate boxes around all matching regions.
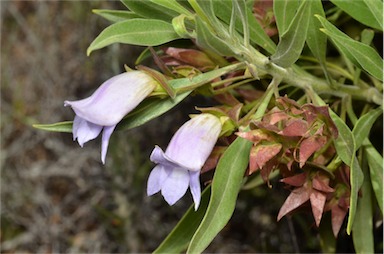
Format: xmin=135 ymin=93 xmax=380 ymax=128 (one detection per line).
xmin=147 ymin=114 xmax=222 ymax=210
xmin=65 ymin=71 xmax=158 ymax=164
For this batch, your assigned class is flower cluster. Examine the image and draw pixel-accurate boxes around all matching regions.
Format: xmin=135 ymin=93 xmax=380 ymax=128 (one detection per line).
xmin=65 ymin=71 xmax=222 ymax=209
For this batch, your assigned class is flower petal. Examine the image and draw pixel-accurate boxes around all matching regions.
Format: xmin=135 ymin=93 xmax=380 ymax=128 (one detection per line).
xmin=150 ymin=145 xmax=192 ymax=170
xmin=165 ymin=114 xmax=221 ymax=170
xmin=65 ymin=71 xmax=158 ymax=126
xmin=161 ymin=168 xmax=190 ymax=206
xmin=72 ymin=115 xmax=103 ymax=147
xmin=189 ymin=171 xmax=201 ymax=210
xmin=147 ymin=165 xmax=171 ymax=196
xmin=101 ymin=124 xmax=116 ymax=164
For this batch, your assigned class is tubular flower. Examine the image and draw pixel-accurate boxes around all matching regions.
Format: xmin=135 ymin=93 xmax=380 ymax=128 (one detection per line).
xmin=65 ymin=71 xmax=158 ymax=164
xmin=147 ymin=114 xmax=222 ymax=210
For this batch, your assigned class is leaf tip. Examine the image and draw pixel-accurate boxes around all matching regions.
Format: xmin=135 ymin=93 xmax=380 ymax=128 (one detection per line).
xmin=86 ymin=47 xmax=93 ymax=56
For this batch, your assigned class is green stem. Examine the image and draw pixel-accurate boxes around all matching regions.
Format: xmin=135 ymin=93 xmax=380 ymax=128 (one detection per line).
xmin=242 ymin=47 xmax=382 ymax=105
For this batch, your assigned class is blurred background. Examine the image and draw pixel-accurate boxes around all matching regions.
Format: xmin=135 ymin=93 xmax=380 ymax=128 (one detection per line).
xmin=1 ymin=1 xmax=377 ymax=253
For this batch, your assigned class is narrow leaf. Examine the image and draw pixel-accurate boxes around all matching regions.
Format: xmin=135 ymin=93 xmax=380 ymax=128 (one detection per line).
xmin=195 ymin=17 xmax=235 ymax=56
xmin=187 ymin=137 xmax=252 ymax=253
xmin=149 ymin=0 xmax=193 ymax=16
xmin=329 ymin=110 xmax=363 ymax=234
xmin=153 ymin=186 xmax=211 ymax=254
xmin=92 ymin=9 xmax=140 ymax=23
xmin=306 ymin=0 xmax=327 ymax=65
xmin=271 ymin=1 xmax=311 ymax=67
xmin=363 ymin=0 xmax=383 ymax=30
xmin=118 ymin=62 xmax=245 ymax=131
xmin=116 ymin=92 xmax=191 ymax=131
xmin=87 ymin=19 xmax=179 ymax=55
xmin=33 ymin=121 xmax=73 ymax=133
xmin=121 ymin=0 xmax=179 ymax=22
xmin=365 ymin=143 xmax=383 ymax=213
xmin=352 ymin=161 xmax=374 ymax=253
xmin=352 ymin=107 xmax=382 ymax=150
xmin=317 ymin=15 xmax=383 ymax=80
xmin=213 ymin=0 xmax=276 ymax=54
xmin=330 ymin=0 xmax=382 ymax=30
xmin=273 ymin=0 xmax=300 ymax=35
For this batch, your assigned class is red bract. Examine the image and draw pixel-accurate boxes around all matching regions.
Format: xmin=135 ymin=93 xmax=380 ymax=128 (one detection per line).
xmin=278 ymin=173 xmax=334 ymax=227
xmin=164 ymin=47 xmax=216 ymax=70
xmin=299 ymin=136 xmax=327 ymax=168
xmin=237 ymin=96 xmax=338 ymax=178
xmin=249 ymin=143 xmax=282 ymax=174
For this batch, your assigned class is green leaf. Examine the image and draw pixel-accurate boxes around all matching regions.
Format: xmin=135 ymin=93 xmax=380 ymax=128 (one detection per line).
xmin=87 ymin=19 xmax=179 ymax=55
xmin=120 ymin=0 xmax=179 ymax=22
xmin=213 ymin=1 xmax=276 ymax=54
xmin=330 ymin=0 xmax=382 ymax=30
xmin=329 ymin=110 xmax=363 ymax=234
xmin=273 ymin=0 xmax=300 ymax=35
xmin=149 ymin=0 xmax=193 ymax=16
xmin=306 ymin=0 xmax=327 ymax=65
xmin=271 ymin=1 xmax=311 ymax=67
xmin=117 ymin=92 xmax=191 ymax=131
xmin=317 ymin=15 xmax=383 ymax=81
xmin=352 ymin=107 xmax=382 ymax=150
xmin=352 ymin=161 xmax=374 ymax=253
xmin=187 ymin=137 xmax=252 ymax=253
xmin=33 ymin=121 xmax=73 ymax=133
xmin=153 ymin=186 xmax=211 ymax=253
xmin=365 ymin=143 xmax=383 ymax=213
xmin=195 ymin=17 xmax=235 ymax=56
xmin=118 ymin=62 xmax=245 ymax=131
xmin=92 ymin=9 xmax=140 ymax=23
xmin=363 ymin=0 xmax=383 ymax=30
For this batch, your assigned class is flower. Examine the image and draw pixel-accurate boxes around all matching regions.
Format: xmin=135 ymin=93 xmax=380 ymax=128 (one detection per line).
xmin=147 ymin=114 xmax=222 ymax=210
xmin=65 ymin=71 xmax=158 ymax=164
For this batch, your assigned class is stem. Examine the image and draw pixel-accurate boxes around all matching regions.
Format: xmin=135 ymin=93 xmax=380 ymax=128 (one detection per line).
xmin=242 ymin=47 xmax=382 ymax=105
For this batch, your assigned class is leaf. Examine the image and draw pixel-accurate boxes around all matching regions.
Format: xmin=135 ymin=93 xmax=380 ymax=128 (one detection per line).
xmin=87 ymin=19 xmax=179 ymax=55
xmin=120 ymin=0 xmax=179 ymax=22
xmin=330 ymin=0 xmax=382 ymax=30
xmin=363 ymin=0 xmax=383 ymax=30
xmin=352 ymin=107 xmax=382 ymax=150
xmin=329 ymin=110 xmax=356 ymax=167
xmin=271 ymin=1 xmax=311 ymax=67
xmin=329 ymin=110 xmax=364 ymax=234
xmin=118 ymin=62 xmax=245 ymax=131
xmin=187 ymin=137 xmax=252 ymax=253
xmin=92 ymin=9 xmax=140 ymax=23
xmin=195 ymin=17 xmax=235 ymax=56
xmin=365 ymin=143 xmax=383 ymax=213
xmin=153 ymin=186 xmax=211 ymax=254
xmin=306 ymin=0 xmax=327 ymax=65
xmin=273 ymin=0 xmax=300 ymax=35
xmin=352 ymin=161 xmax=374 ymax=253
xmin=213 ymin=0 xmax=276 ymax=54
xmin=33 ymin=121 xmax=73 ymax=133
xmin=117 ymin=92 xmax=191 ymax=131
xmin=316 ymin=15 xmax=383 ymax=81
xmin=149 ymin=0 xmax=193 ymax=16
